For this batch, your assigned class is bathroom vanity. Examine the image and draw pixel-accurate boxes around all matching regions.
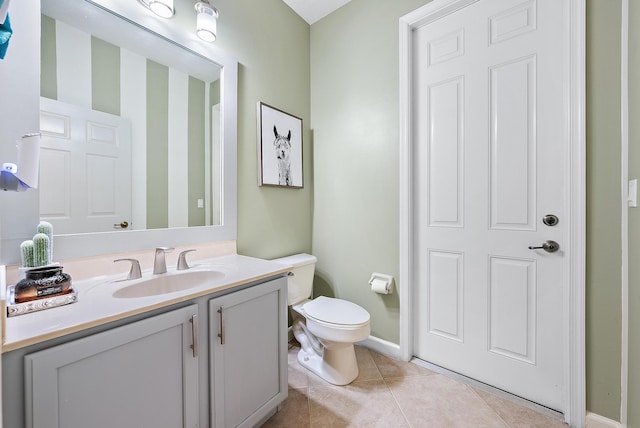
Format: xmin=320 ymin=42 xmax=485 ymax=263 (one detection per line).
xmin=2 ymin=255 xmax=289 ymax=428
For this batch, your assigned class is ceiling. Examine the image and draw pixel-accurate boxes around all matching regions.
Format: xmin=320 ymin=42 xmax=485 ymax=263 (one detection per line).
xmin=281 ymin=0 xmax=353 ymax=24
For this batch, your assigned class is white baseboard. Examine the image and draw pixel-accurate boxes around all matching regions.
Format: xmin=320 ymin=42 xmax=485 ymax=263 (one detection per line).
xmin=586 ymin=412 xmax=622 ymax=428
xmin=357 ymin=335 xmax=402 ymax=360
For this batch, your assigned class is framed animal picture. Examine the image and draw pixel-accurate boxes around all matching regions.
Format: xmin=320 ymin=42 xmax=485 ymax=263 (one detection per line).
xmin=257 ymin=102 xmax=303 ymax=188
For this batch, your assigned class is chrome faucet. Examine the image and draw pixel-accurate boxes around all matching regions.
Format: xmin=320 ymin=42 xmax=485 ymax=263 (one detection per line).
xmin=114 ymin=258 xmax=142 ymax=280
xmin=153 ymin=247 xmax=174 ymax=274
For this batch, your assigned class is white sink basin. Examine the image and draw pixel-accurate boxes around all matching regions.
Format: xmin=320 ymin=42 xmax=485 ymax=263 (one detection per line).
xmin=112 ymin=270 xmax=226 ymax=298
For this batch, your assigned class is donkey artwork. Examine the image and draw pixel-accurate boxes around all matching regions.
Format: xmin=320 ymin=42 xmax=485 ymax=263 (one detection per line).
xmin=273 ymin=125 xmax=293 ymax=186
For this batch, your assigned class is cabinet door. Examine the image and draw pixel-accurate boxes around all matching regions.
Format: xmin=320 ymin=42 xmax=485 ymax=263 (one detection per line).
xmin=25 ymin=304 xmax=200 ymax=428
xmin=210 ymin=278 xmax=287 ymax=428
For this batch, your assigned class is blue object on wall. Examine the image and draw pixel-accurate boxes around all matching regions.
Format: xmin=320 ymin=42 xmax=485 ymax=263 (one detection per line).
xmin=0 ymin=13 xmax=12 ymax=60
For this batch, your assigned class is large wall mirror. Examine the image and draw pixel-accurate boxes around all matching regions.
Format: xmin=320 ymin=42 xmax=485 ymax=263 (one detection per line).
xmin=35 ymin=0 xmax=237 ymax=260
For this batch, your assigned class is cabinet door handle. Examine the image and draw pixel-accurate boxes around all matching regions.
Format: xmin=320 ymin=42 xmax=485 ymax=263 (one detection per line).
xmin=190 ymin=314 xmax=198 ymax=358
xmin=218 ymin=306 xmax=225 ymax=345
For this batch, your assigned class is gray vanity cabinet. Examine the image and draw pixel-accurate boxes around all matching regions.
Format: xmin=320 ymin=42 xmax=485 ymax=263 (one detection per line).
xmin=209 ymin=278 xmax=288 ymax=428
xmin=24 ymin=304 xmax=200 ymax=428
xmin=5 ymin=276 xmax=289 ymax=428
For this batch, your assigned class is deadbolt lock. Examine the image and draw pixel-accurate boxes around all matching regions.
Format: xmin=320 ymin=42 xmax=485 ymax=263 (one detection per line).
xmin=542 ymin=214 xmax=559 ymax=227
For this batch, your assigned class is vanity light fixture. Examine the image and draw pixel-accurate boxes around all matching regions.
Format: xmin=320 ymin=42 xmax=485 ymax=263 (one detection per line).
xmin=139 ymin=0 xmax=175 ymax=18
xmin=194 ymin=0 xmax=218 ymax=42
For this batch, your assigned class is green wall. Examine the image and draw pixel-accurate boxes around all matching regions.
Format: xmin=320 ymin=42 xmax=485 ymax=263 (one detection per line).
xmin=213 ymin=0 xmax=313 ymax=259
xmin=628 ymin=1 xmax=640 ymax=426
xmin=586 ymin=0 xmax=622 ymax=420
xmin=310 ymin=0 xmax=426 ymax=344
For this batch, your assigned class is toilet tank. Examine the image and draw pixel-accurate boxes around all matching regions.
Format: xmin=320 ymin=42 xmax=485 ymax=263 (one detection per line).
xmin=271 ymin=253 xmax=317 ymax=305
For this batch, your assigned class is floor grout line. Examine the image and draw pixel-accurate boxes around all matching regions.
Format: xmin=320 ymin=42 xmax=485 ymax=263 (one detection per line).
xmin=366 ymin=347 xmax=414 ymax=428
xmin=466 ymin=382 xmax=512 ymax=428
xmin=381 ymin=375 xmax=414 ymax=427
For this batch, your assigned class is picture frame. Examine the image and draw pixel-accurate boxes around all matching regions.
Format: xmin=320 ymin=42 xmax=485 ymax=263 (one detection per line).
xmin=257 ymin=102 xmax=303 ymax=188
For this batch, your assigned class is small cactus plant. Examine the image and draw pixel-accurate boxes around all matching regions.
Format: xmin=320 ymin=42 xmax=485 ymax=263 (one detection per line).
xmin=20 ymin=240 xmax=35 ymax=268
xmin=37 ymin=221 xmax=54 ymax=262
xmin=33 ymin=233 xmax=51 ymax=267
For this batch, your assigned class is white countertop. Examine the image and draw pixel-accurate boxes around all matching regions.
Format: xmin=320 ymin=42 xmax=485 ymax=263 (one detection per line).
xmin=3 ymin=254 xmax=290 ymax=352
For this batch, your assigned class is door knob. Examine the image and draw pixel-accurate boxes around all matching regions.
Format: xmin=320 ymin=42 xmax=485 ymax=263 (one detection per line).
xmin=528 ymin=240 xmax=560 ymax=253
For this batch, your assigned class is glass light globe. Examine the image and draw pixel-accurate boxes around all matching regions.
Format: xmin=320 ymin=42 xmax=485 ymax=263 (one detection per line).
xmin=195 ymin=3 xmax=218 ymax=42
xmin=148 ymin=0 xmax=174 ymax=18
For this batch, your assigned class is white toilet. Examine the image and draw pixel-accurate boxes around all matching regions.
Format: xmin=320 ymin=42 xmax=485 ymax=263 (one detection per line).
xmin=273 ymin=253 xmax=371 ymax=386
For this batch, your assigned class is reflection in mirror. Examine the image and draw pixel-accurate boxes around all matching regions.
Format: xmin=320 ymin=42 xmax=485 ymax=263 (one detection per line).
xmin=39 ymin=0 xmax=223 ymax=235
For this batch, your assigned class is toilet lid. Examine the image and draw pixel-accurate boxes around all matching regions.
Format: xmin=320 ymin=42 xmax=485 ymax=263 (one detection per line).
xmin=303 ymin=296 xmax=370 ymax=326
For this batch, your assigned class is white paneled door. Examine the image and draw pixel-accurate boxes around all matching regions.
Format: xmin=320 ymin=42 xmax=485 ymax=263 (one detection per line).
xmin=39 ymin=98 xmax=132 ymax=234
xmin=413 ymin=0 xmax=567 ymax=411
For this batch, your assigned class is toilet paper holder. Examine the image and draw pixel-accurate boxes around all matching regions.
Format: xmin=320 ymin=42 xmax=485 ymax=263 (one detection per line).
xmin=369 ymin=272 xmax=394 ymax=295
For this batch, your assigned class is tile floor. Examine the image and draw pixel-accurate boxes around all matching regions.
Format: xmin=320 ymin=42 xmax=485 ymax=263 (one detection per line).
xmin=262 ymin=343 xmax=567 ymax=427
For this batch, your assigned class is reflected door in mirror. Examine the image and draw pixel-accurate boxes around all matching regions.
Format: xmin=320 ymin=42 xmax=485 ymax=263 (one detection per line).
xmin=39 ymin=5 xmax=223 ymax=235
xmin=39 ymin=98 xmax=132 ymax=234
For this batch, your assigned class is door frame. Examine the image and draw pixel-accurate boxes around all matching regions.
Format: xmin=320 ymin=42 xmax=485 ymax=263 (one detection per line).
xmin=398 ymin=0 xmax=586 ymax=426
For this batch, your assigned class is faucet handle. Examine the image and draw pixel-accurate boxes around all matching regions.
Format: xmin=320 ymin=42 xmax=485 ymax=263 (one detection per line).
xmin=177 ymin=249 xmax=196 ymax=270
xmin=156 ymin=247 xmax=175 ymax=253
xmin=114 ymin=258 xmax=142 ymax=280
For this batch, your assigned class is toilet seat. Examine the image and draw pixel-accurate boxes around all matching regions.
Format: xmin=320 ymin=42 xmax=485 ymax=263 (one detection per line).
xmin=303 ymin=296 xmax=370 ymax=328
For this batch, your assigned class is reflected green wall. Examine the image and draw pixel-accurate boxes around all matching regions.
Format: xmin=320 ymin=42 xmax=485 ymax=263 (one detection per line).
xmin=188 ymin=77 xmax=206 ymax=227
xmin=91 ymin=37 xmax=120 ymax=116
xmin=146 ymin=60 xmax=169 ymax=229
xmin=40 ymin=15 xmax=56 ymax=100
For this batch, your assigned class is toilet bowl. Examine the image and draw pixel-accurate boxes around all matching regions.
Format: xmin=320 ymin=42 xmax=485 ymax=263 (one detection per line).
xmin=272 ymin=254 xmax=371 ymax=386
xmin=292 ymin=296 xmax=370 ymax=385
